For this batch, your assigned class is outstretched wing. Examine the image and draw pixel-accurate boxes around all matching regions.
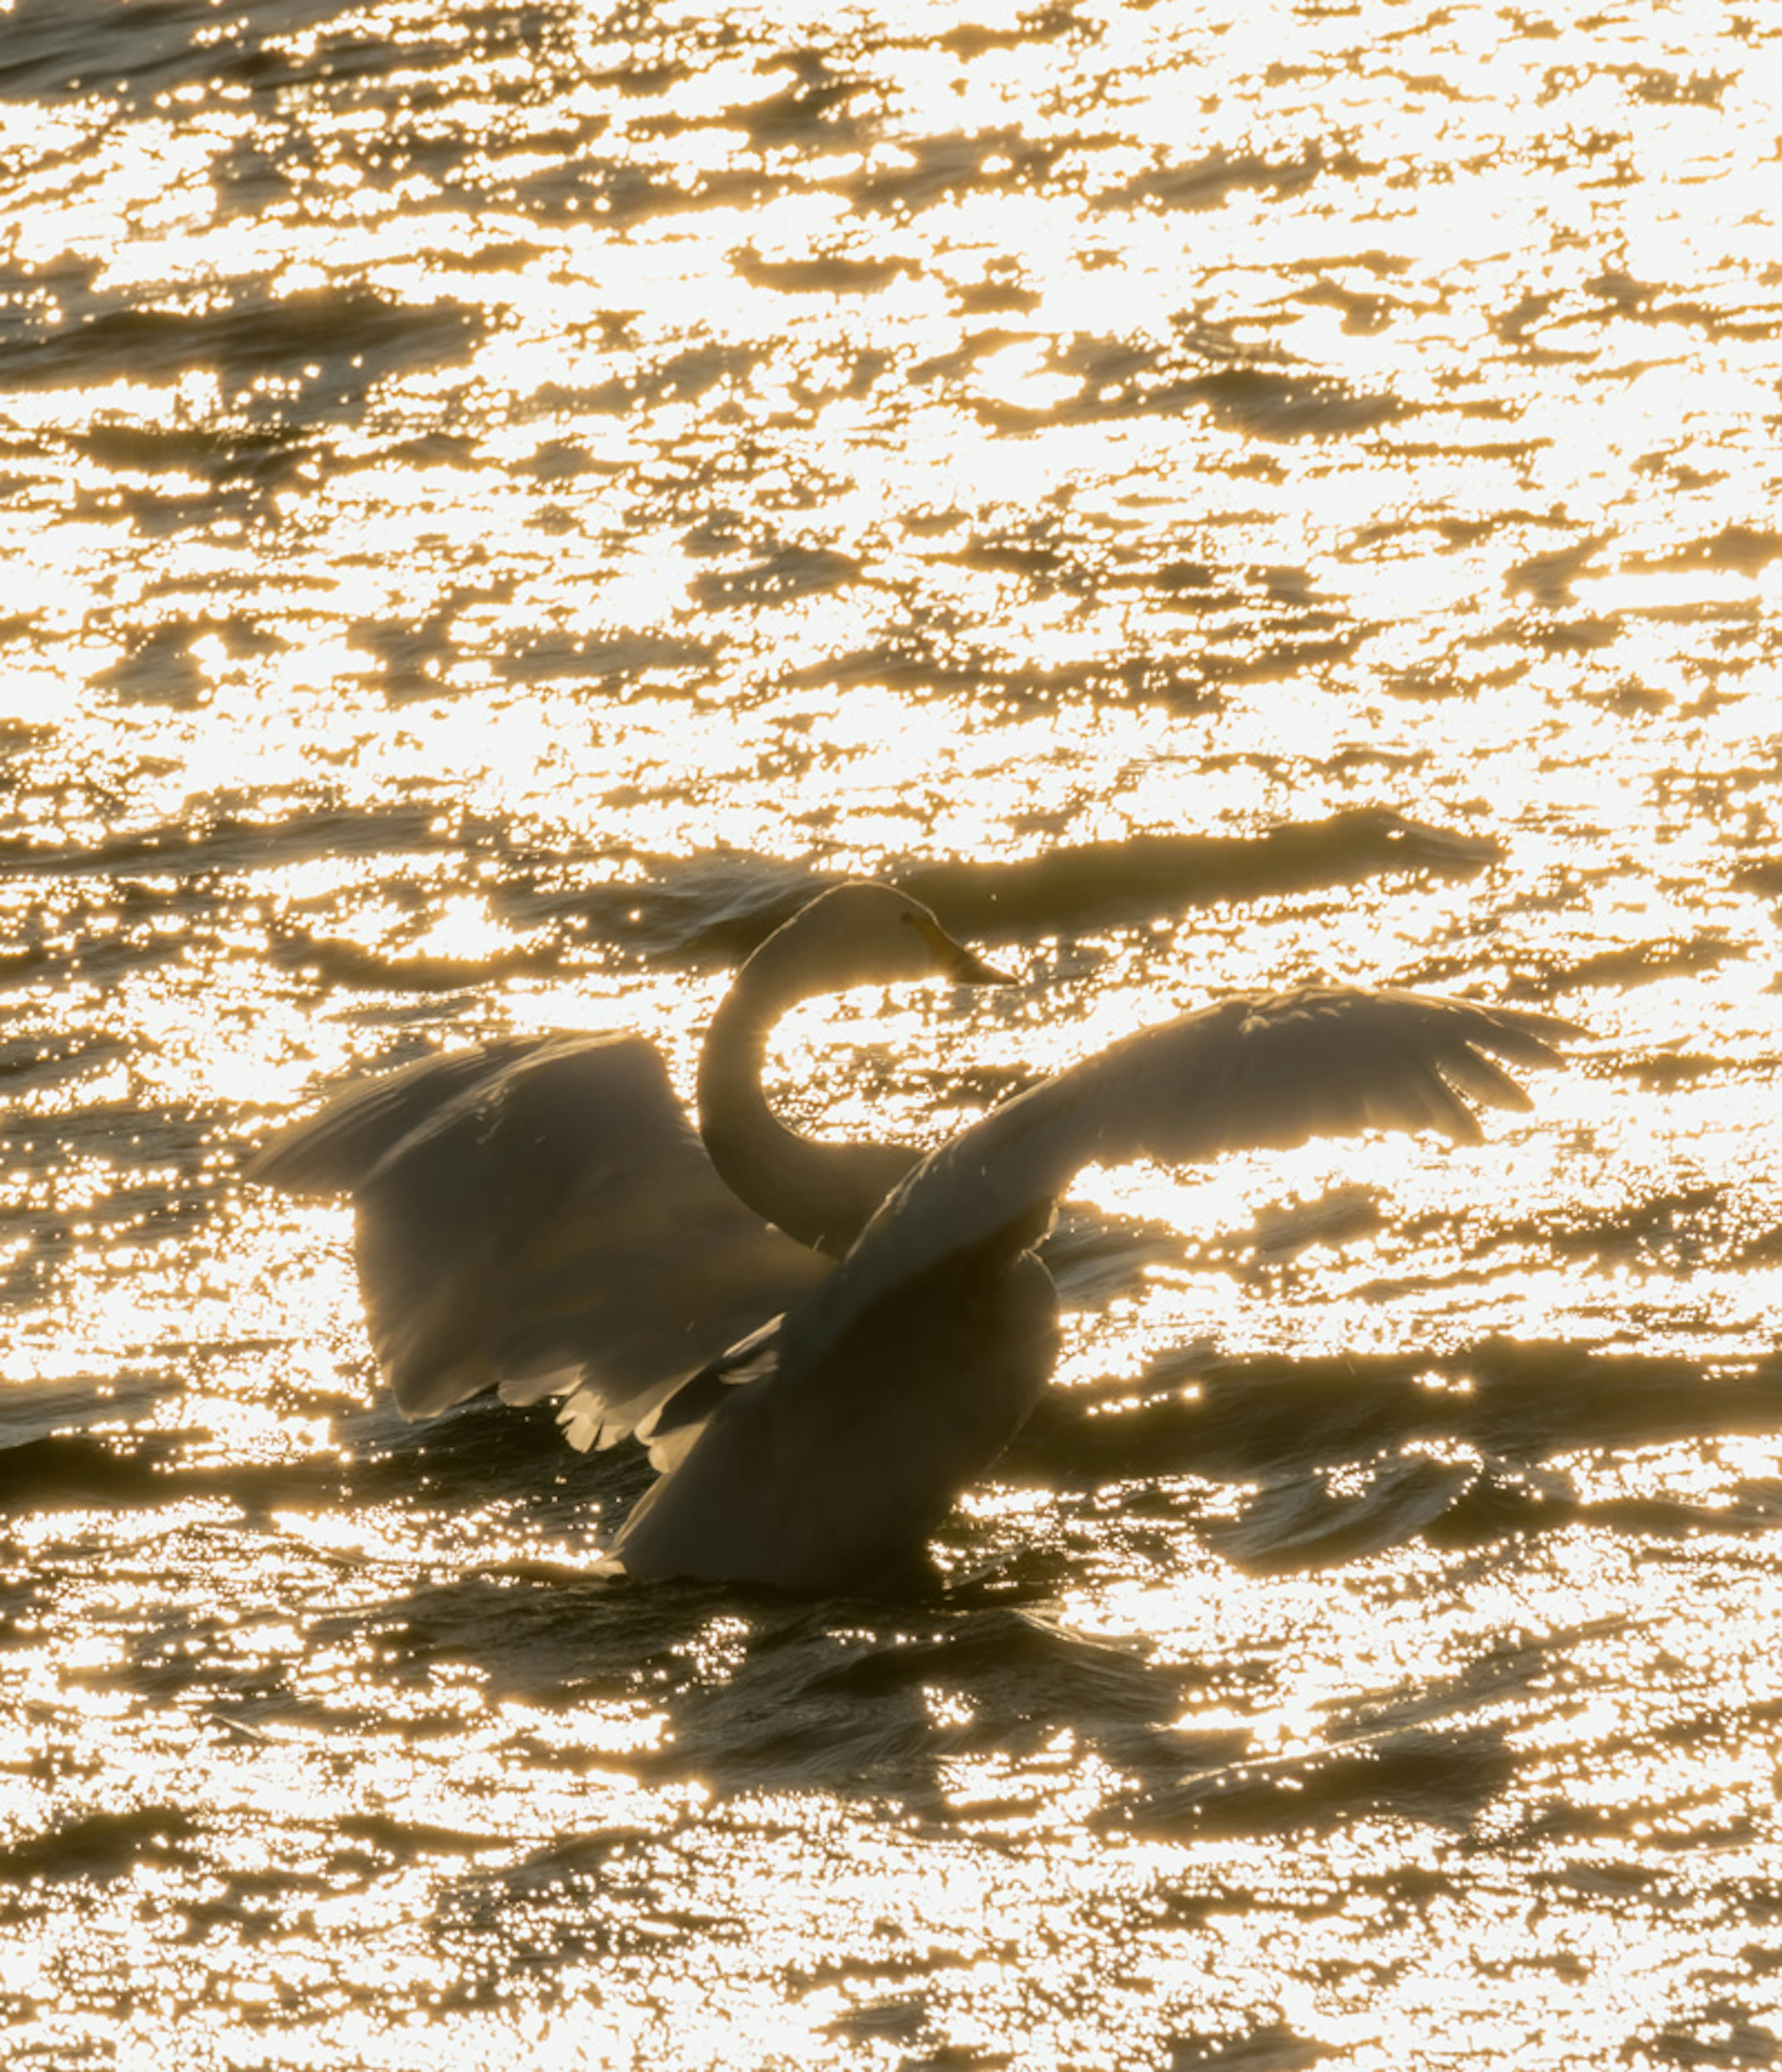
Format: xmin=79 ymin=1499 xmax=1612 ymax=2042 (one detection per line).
xmin=247 ymin=1034 xmax=829 ymax=1433
xmin=245 ymin=1038 xmax=551 ymax=1198
xmin=779 ymin=988 xmax=1573 ymax=1378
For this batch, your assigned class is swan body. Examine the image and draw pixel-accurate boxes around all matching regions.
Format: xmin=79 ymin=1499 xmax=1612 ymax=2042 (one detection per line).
xmin=247 ymin=882 xmax=1007 ymax=1445
xmin=250 ymin=886 xmax=1571 ymax=1597
xmin=610 ymin=987 xmax=1572 ymax=1593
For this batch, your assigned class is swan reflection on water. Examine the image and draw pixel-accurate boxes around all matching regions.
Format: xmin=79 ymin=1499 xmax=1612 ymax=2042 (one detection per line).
xmin=250 ymin=883 xmax=1571 ymax=1595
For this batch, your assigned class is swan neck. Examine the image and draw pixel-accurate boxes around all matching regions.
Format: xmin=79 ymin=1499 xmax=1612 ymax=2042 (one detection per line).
xmin=697 ymin=955 xmax=906 ymax=1258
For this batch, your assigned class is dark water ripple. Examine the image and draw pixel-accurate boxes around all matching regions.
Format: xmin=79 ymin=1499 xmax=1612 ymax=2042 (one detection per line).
xmin=3 ymin=0 xmax=1782 ymax=2066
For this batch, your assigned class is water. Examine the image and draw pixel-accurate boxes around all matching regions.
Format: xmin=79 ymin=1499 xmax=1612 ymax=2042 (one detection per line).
xmin=4 ymin=1 xmax=1782 ymax=2064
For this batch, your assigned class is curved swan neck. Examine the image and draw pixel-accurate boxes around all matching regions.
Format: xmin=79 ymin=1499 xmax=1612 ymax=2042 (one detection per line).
xmin=697 ymin=951 xmax=914 ymax=1259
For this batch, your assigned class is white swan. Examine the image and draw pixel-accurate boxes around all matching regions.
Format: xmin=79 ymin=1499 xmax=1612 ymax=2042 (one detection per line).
xmin=246 ymin=883 xmax=1010 ymax=1446
xmin=609 ymin=987 xmax=1571 ymax=1593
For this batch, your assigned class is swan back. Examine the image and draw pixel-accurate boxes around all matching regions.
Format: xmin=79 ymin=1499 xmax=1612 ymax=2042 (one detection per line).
xmin=612 ymin=1245 xmax=1060 ymax=1592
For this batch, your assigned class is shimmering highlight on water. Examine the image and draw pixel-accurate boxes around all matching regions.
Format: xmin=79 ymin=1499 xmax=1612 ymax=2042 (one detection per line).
xmin=5 ymin=0 xmax=1782 ymax=2065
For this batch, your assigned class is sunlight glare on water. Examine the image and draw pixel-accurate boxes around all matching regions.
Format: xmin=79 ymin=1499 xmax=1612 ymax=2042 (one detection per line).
xmin=4 ymin=0 xmax=1782 ymax=2066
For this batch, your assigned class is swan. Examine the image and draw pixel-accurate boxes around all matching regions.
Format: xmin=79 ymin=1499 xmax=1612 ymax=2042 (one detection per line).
xmin=246 ymin=882 xmax=1012 ymax=1447
xmin=608 ymin=986 xmax=1572 ymax=1593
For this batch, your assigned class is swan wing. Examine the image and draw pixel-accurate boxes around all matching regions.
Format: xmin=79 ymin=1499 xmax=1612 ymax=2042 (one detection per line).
xmin=245 ymin=1038 xmax=548 ymax=1197
xmin=631 ymin=1315 xmax=784 ymax=1474
xmin=780 ymin=988 xmax=1572 ymax=1374
xmin=249 ymin=1034 xmax=828 ymax=1428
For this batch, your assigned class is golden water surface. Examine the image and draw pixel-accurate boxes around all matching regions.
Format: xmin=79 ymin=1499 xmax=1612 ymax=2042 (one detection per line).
xmin=3 ymin=2 xmax=1782 ymax=2066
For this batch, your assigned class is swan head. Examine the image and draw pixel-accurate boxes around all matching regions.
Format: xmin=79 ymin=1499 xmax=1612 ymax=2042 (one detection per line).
xmin=743 ymin=881 xmax=1014 ymax=996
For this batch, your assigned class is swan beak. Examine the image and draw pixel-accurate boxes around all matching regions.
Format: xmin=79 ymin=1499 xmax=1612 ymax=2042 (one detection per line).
xmin=949 ymin=945 xmax=1018 ymax=985
xmin=917 ymin=917 xmax=1017 ymax=986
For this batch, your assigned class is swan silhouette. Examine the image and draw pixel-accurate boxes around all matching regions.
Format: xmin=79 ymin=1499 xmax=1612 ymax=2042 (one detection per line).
xmin=250 ymin=881 xmax=1569 ymax=1594
xmin=247 ymin=883 xmax=1011 ymax=1448
xmin=610 ymin=984 xmax=1569 ymax=1591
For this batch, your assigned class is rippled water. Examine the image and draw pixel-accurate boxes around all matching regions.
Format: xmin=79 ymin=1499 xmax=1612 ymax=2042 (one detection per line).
xmin=5 ymin=2 xmax=1782 ymax=2065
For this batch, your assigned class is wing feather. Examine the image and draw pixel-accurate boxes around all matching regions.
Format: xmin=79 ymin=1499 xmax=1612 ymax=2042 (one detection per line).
xmin=245 ymin=1039 xmax=545 ymax=1197
xmin=250 ymin=1033 xmax=829 ymax=1427
xmin=780 ymin=988 xmax=1573 ymax=1375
